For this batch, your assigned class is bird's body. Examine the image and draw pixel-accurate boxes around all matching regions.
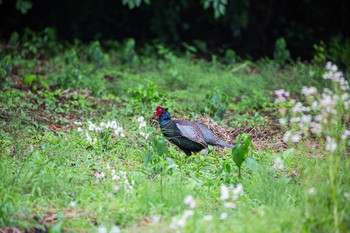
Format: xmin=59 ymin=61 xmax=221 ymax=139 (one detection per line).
xmin=155 ymin=106 xmax=234 ymax=156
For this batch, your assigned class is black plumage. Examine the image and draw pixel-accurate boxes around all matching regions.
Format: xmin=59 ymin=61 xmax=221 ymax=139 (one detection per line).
xmin=155 ymin=106 xmax=234 ymax=156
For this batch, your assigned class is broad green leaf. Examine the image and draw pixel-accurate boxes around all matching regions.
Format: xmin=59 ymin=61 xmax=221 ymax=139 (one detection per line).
xmin=23 ymin=74 xmax=37 ymax=84
xmin=152 ymin=138 xmax=168 ymax=156
xmin=232 ymin=144 xmax=245 ymax=168
xmin=39 ymin=77 xmax=50 ymax=90
xmin=144 ymin=150 xmax=152 ymax=165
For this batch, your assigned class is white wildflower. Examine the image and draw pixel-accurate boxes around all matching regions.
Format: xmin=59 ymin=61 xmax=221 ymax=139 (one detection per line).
xmin=310 ymin=122 xmax=322 ymax=133
xmin=139 ymin=121 xmax=146 ymax=129
xmin=292 ymin=102 xmax=308 ymax=113
xmin=283 ymin=131 xmax=292 ymax=142
xmin=184 ymin=195 xmax=196 ymax=209
xmin=182 ymin=210 xmax=194 ymax=219
xmin=301 ymin=115 xmax=312 ymax=124
xmin=137 ymin=116 xmax=144 ymax=123
xmin=320 ymin=94 xmax=334 ymax=108
xmin=86 ymin=131 xmax=97 ymax=145
xmin=291 ymin=131 xmax=302 ymax=142
xmin=97 ymin=226 xmax=107 ymax=233
xmin=150 ymin=215 xmax=160 ymax=224
xmin=314 ymin=115 xmax=323 ymax=121
xmin=219 ymin=212 xmax=228 ymax=220
xmin=74 ymin=121 xmax=82 ymax=125
xmin=88 ymin=122 xmax=102 ymax=132
xmin=325 ymin=136 xmax=337 ymax=152
xmin=95 ymin=171 xmax=105 ymax=179
xmin=301 ymin=86 xmax=317 ymax=96
xmin=69 ymin=201 xmax=76 ymax=207
xmin=308 ymin=187 xmax=316 ymax=196
xmin=274 ymin=89 xmax=290 ymax=103
xmin=331 ymin=64 xmax=338 ymax=72
xmin=113 ymin=185 xmax=120 ymax=192
xmin=109 ymin=121 xmax=118 ymax=129
xmin=278 ymin=118 xmax=287 ymax=125
xmin=311 ymin=101 xmax=319 ymax=109
xmin=325 ymin=61 xmax=332 ymax=70
xmin=232 ymin=184 xmax=244 ymax=200
xmin=290 ymin=117 xmax=301 ymax=123
xmin=273 ymin=157 xmax=284 ymax=170
xmin=110 ymin=226 xmax=121 ymax=233
xmin=220 ymin=185 xmax=230 ymax=201
xmin=203 ymin=215 xmax=213 ymax=221
xmin=224 ymin=202 xmax=236 ymax=209
xmin=341 ymin=129 xmax=350 ymax=140
xmin=140 ymin=132 xmax=150 ymax=139
xmin=170 ymin=217 xmax=186 ymax=229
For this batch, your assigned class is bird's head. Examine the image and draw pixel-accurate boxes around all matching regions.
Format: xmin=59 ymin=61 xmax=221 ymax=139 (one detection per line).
xmin=155 ymin=106 xmax=165 ymax=117
xmin=155 ymin=106 xmax=171 ymax=122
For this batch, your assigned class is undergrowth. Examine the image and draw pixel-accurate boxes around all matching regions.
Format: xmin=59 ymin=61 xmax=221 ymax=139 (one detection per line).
xmin=0 ymin=31 xmax=349 ymax=233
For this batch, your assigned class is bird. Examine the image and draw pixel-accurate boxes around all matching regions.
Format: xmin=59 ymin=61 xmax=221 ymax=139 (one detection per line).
xmin=155 ymin=106 xmax=234 ymax=156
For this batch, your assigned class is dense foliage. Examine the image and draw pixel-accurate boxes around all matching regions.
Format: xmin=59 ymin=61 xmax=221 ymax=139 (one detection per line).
xmin=0 ymin=31 xmax=349 ymax=232
xmin=1 ymin=0 xmax=350 ymax=61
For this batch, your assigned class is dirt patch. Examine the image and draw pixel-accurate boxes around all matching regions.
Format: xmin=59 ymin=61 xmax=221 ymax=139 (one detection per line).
xmin=194 ymin=116 xmax=287 ymax=152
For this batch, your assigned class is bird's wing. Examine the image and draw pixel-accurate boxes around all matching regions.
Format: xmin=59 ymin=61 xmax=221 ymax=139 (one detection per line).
xmin=175 ymin=121 xmax=208 ymax=148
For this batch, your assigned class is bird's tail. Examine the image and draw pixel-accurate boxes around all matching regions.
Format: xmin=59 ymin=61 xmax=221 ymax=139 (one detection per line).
xmin=215 ymin=140 xmax=234 ymax=148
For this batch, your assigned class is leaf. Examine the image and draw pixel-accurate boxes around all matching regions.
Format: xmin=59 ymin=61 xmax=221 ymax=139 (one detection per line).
xmin=144 ymin=150 xmax=152 ymax=165
xmin=23 ymin=74 xmax=37 ymax=84
xmin=39 ymin=77 xmax=50 ymax=90
xmin=225 ymin=162 xmax=231 ymax=173
xmin=16 ymin=0 xmax=32 ymax=14
xmin=232 ymin=143 xmax=246 ymax=169
xmin=152 ymin=138 xmax=168 ymax=156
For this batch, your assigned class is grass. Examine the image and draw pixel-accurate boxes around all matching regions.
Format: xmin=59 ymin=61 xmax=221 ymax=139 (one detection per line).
xmin=0 ymin=37 xmax=349 ymax=233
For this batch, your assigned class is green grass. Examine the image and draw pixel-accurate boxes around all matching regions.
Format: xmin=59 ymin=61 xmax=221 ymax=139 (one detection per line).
xmin=0 ymin=40 xmax=349 ymax=233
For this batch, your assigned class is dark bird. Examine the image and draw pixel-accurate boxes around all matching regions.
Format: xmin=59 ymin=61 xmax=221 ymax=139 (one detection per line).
xmin=155 ymin=106 xmax=234 ymax=156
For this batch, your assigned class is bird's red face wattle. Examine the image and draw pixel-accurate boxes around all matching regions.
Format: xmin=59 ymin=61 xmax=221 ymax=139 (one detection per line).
xmin=155 ymin=106 xmax=163 ymax=117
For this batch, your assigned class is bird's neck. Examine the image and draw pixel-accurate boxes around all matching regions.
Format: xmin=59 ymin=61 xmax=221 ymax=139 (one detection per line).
xmin=159 ymin=111 xmax=172 ymax=124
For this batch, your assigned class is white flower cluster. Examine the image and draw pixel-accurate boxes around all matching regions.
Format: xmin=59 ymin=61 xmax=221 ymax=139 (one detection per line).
xmin=170 ymin=185 xmax=243 ymax=231
xmin=137 ymin=116 xmax=150 ymax=140
xmin=278 ymin=62 xmax=350 ymax=150
xmin=274 ymin=89 xmax=290 ymax=103
xmin=170 ymin=195 xmax=196 ymax=230
xmin=323 ymin=62 xmax=350 ymax=91
xmin=112 ymin=170 xmax=134 ymax=195
xmin=94 ymin=171 xmax=105 ymax=179
xmin=93 ymin=165 xmax=134 ymax=195
xmin=88 ymin=120 xmax=125 ymax=137
xmin=75 ymin=120 xmax=125 ymax=145
xmin=97 ymin=225 xmax=121 ymax=233
xmin=272 ymin=157 xmax=284 ymax=170
xmin=220 ymin=183 xmax=244 ymax=209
